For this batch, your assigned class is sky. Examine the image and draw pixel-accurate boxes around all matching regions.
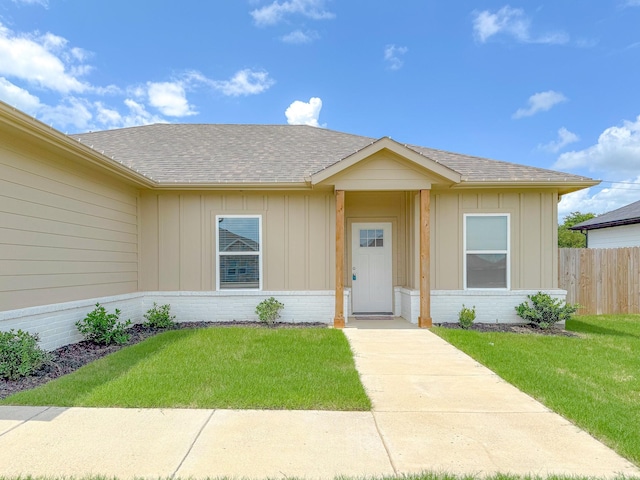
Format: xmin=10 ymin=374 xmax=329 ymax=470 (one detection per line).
xmin=1 ymin=0 xmax=640 ymax=221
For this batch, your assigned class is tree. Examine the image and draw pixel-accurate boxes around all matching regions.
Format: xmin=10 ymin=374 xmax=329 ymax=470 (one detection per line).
xmin=558 ymin=211 xmax=596 ymax=248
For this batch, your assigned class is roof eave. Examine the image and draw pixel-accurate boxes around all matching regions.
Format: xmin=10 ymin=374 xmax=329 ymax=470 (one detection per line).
xmin=570 ymin=217 xmax=640 ymax=231
xmin=453 ymin=179 xmax=600 ymax=195
xmin=148 ymin=181 xmax=314 ymax=191
xmin=0 ymin=101 xmax=155 ymax=188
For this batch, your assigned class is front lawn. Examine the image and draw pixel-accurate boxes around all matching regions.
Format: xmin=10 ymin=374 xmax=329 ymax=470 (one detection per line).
xmin=0 ymin=327 xmax=371 ymax=411
xmin=433 ymin=315 xmax=640 ymax=466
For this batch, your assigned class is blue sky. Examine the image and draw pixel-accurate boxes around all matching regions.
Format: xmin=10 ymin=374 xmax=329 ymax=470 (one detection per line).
xmin=1 ymin=0 xmax=640 ymax=220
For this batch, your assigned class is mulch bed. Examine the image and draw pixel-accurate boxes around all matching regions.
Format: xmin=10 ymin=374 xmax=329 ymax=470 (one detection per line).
xmin=0 ymin=321 xmax=323 ymax=401
xmin=435 ymin=322 xmax=579 ymax=337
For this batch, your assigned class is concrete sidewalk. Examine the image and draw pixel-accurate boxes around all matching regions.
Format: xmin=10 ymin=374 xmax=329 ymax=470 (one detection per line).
xmin=0 ymin=327 xmax=638 ymax=479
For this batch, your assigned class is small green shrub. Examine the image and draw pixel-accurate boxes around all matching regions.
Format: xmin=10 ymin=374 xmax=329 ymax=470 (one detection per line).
xmin=0 ymin=329 xmax=51 ymax=380
xmin=76 ymin=303 xmax=131 ymax=345
xmin=515 ymin=292 xmax=579 ymax=330
xmin=458 ymin=305 xmax=476 ymax=329
xmin=143 ymin=303 xmax=176 ymax=328
xmin=255 ymin=297 xmax=284 ymax=327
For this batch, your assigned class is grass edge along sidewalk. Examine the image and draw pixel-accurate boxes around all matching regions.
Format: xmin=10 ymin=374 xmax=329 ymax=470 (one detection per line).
xmin=0 ymin=472 xmax=638 ymax=480
xmin=433 ymin=314 xmax=640 ymax=467
xmin=1 ymin=327 xmax=371 ymax=411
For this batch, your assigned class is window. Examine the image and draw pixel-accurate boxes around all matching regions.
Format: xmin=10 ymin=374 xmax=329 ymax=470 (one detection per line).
xmin=216 ymin=216 xmax=261 ymax=290
xmin=359 ymin=228 xmax=384 ymax=248
xmin=464 ymin=214 xmax=509 ymax=289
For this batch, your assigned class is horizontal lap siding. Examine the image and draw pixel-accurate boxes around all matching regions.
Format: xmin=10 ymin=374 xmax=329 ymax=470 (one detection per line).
xmin=0 ymin=138 xmax=139 ymax=311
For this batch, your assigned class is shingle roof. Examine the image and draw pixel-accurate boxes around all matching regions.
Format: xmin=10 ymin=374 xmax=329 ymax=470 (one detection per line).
xmin=571 ymin=199 xmax=640 ymax=230
xmin=70 ymin=124 xmax=595 ymax=186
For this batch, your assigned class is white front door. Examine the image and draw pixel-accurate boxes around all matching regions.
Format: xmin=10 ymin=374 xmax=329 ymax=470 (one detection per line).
xmin=351 ymin=222 xmax=393 ymax=314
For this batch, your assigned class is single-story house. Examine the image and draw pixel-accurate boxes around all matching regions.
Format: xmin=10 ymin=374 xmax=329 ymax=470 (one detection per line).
xmin=0 ymin=101 xmax=599 ymax=349
xmin=570 ymin=200 xmax=640 ymax=248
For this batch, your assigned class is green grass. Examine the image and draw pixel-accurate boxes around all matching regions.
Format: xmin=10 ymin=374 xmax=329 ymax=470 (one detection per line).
xmin=1 ymin=327 xmax=371 ymax=411
xmin=433 ymin=315 xmax=640 ymax=466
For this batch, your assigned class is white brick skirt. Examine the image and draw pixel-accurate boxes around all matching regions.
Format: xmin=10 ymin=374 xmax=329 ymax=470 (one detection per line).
xmin=0 ymin=291 xmax=344 ymax=351
xmin=1 ymin=288 xmax=565 ymax=351
xmin=396 ymin=287 xmax=568 ymax=325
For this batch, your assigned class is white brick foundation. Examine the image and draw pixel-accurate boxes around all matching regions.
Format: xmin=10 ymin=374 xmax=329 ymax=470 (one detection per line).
xmin=1 ymin=288 xmax=567 ymax=351
xmin=396 ymin=288 xmax=568 ymax=325
xmin=1 ymin=291 xmax=339 ymax=351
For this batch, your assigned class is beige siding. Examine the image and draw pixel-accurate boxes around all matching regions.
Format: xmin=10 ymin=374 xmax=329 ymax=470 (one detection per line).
xmin=140 ymin=188 xmax=559 ymax=293
xmin=329 ymin=152 xmax=433 ymax=191
xmin=430 ymin=189 xmax=559 ymax=290
xmin=139 ymin=191 xmax=336 ymax=291
xmin=0 ymin=132 xmax=139 ymax=311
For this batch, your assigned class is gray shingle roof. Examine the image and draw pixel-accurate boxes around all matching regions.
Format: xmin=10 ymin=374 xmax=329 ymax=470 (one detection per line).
xmin=571 ymin=199 xmax=640 ymax=230
xmin=70 ymin=124 xmax=595 ymax=186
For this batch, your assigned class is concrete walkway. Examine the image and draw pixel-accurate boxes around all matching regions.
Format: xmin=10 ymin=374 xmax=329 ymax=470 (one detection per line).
xmin=0 ymin=325 xmax=638 ymax=479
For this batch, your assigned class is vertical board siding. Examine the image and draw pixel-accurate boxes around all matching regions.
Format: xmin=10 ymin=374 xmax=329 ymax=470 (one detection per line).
xmin=141 ymin=191 xmax=334 ymax=291
xmin=559 ymin=247 xmax=640 ymax=314
xmin=432 ymin=190 xmax=557 ymax=290
xmin=0 ymin=142 xmax=139 ymax=312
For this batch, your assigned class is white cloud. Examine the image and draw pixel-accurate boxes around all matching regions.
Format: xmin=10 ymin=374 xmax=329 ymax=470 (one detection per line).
xmin=147 ymin=81 xmax=196 ymax=117
xmin=0 ymin=77 xmax=41 ymax=112
xmin=12 ymin=0 xmax=48 ymax=6
xmin=513 ymin=90 xmax=567 ymax=119
xmin=211 ymin=69 xmax=274 ymax=96
xmin=473 ymin=6 xmax=569 ymax=45
xmin=38 ymin=97 xmax=94 ymax=130
xmin=623 ymin=0 xmax=640 ymax=6
xmin=558 ymin=178 xmax=640 ymax=219
xmin=384 ymin=45 xmax=408 ymax=70
xmin=285 ymin=97 xmax=323 ymax=127
xmin=554 ymin=115 xmax=640 ymax=175
xmin=281 ymin=30 xmax=318 ymax=44
xmin=540 ymin=127 xmax=580 ymax=153
xmin=0 ymin=22 xmax=91 ymax=94
xmin=251 ymin=0 xmax=335 ymax=26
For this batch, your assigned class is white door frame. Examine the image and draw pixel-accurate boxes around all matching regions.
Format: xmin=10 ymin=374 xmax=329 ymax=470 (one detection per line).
xmin=351 ymin=222 xmax=393 ymax=314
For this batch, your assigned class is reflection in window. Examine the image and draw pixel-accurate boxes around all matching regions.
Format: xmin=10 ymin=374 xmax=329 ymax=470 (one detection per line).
xmin=359 ymin=229 xmax=384 ymax=248
xmin=217 ymin=216 xmax=261 ymax=289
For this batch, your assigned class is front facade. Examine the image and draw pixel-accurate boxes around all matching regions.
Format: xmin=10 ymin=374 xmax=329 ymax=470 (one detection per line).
xmin=0 ymin=101 xmax=598 ymax=349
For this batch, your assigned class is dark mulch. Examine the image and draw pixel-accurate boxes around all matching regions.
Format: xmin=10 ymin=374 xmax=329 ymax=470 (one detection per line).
xmin=434 ymin=322 xmax=580 ymax=337
xmin=0 ymin=321 xmax=324 ymax=401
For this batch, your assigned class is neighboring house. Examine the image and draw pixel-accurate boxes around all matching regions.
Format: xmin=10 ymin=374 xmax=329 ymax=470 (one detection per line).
xmin=571 ymin=200 xmax=640 ymax=248
xmin=0 ymin=101 xmax=599 ymax=349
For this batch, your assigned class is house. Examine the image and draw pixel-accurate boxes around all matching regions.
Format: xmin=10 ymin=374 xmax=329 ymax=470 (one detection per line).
xmin=0 ymin=101 xmax=599 ymax=349
xmin=570 ymin=200 xmax=640 ymax=248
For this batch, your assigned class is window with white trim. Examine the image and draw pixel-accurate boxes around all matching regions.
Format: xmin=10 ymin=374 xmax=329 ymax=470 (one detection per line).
xmin=464 ymin=214 xmax=509 ymax=289
xmin=216 ymin=216 xmax=262 ymax=290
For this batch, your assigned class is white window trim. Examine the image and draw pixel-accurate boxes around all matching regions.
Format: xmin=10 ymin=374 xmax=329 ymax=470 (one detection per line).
xmin=463 ymin=213 xmax=510 ymax=290
xmin=216 ymin=214 xmax=263 ymax=291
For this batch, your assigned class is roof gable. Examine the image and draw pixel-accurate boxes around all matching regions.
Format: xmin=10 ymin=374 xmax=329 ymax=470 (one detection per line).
xmin=311 ymin=137 xmax=461 ymax=188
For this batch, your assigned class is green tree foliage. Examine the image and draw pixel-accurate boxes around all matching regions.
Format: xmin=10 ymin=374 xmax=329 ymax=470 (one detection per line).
xmin=558 ymin=211 xmax=596 ymax=248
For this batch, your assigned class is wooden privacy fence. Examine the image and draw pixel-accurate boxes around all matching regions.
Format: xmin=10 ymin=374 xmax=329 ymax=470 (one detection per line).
xmin=558 ymin=247 xmax=640 ymax=315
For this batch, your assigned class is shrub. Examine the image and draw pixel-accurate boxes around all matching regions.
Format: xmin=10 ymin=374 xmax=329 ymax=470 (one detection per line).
xmin=458 ymin=305 xmax=476 ymax=329
xmin=515 ymin=292 xmax=579 ymax=330
xmin=255 ymin=297 xmax=284 ymax=327
xmin=76 ymin=303 xmax=132 ymax=345
xmin=143 ymin=303 xmax=176 ymax=328
xmin=0 ymin=329 xmax=51 ymax=380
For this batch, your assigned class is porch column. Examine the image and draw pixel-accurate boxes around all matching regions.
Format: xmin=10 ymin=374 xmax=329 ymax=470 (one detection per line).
xmin=334 ymin=189 xmax=346 ymax=328
xmin=419 ymin=189 xmax=432 ymax=328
